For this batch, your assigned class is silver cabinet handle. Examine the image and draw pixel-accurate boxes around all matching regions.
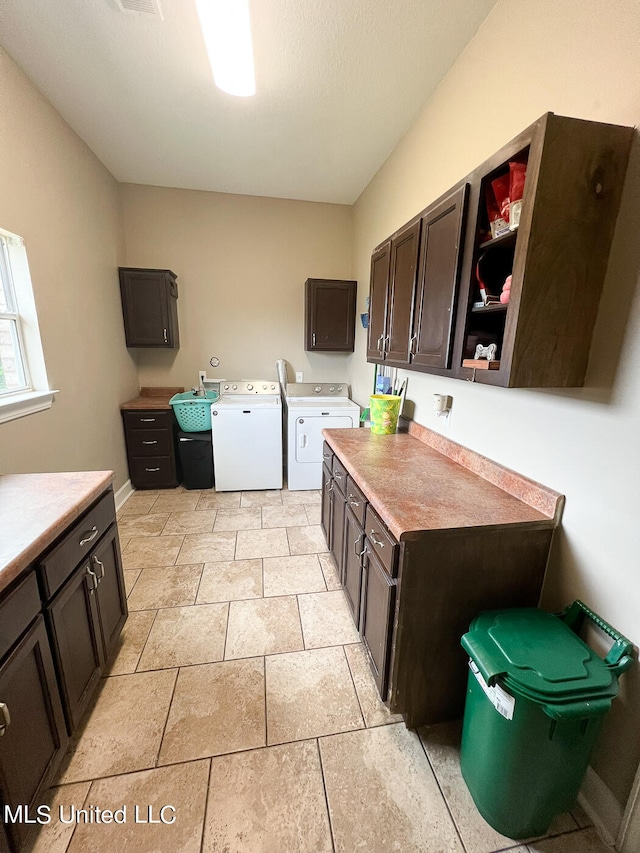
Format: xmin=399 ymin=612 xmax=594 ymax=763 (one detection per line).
xmin=334 ymin=472 xmax=343 ymax=482
xmin=140 ymin=418 xmax=156 ymax=423
xmin=0 ymin=703 xmax=10 ymax=736
xmin=85 ymin=566 xmax=98 ymax=591
xmin=370 ymin=530 xmax=385 ymax=548
xmin=79 ymin=526 xmax=98 ymax=546
xmin=325 ymin=481 xmax=333 ymax=493
xmin=92 ymin=556 xmax=105 ymax=582
xmin=322 ymin=453 xmax=331 ymax=461
xmin=348 ymin=494 xmax=360 ymax=507
xmin=163 ymin=328 xmax=168 ymax=343
xmin=376 ymin=334 xmax=384 ymax=354
xmin=145 ymin=467 xmax=160 ymax=472
xmin=142 ymin=440 xmax=158 ymax=445
xmin=409 ymin=334 xmax=417 ymax=356
xmin=312 ymin=333 xmax=316 ymax=346
xmin=353 ymin=535 xmax=366 ymax=558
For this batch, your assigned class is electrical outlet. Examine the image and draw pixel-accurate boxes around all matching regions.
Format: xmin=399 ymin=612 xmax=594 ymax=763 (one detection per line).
xmin=296 ymin=372 xmax=303 ymax=382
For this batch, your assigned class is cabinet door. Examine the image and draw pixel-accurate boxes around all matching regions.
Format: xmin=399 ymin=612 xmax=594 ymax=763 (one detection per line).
xmin=342 ymin=508 xmax=364 ymax=628
xmin=92 ymin=525 xmax=128 ymax=664
xmin=330 ymin=488 xmax=347 ymax=582
xmin=411 ymin=184 xmax=468 ymax=369
xmin=305 ymin=279 xmax=356 ymax=352
xmin=385 ymin=220 xmax=421 ymax=366
xmin=118 ymin=268 xmax=178 ymax=348
xmin=320 ymin=463 xmax=333 ymax=549
xmin=47 ymin=561 xmax=104 ymax=732
xmin=366 ymin=241 xmax=391 ymax=362
xmin=0 ymin=617 xmax=68 ymax=852
xmin=361 ymin=548 xmax=396 ymax=699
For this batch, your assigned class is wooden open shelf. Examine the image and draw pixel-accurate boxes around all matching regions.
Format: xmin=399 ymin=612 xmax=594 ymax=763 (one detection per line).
xmin=462 ymin=359 xmax=501 ymax=370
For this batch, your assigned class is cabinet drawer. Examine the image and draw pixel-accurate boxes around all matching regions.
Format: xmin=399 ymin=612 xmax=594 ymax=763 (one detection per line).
xmin=123 ymin=410 xmax=171 ymax=431
xmin=39 ymin=490 xmax=116 ymax=601
xmin=127 ymin=428 xmax=172 ymax=456
xmin=365 ymin=506 xmax=399 ymax=578
xmin=332 ymin=457 xmax=348 ymax=496
xmin=0 ymin=571 xmax=41 ymax=660
xmin=345 ymin=476 xmax=367 ymax=526
xmin=130 ymin=456 xmax=176 ymax=489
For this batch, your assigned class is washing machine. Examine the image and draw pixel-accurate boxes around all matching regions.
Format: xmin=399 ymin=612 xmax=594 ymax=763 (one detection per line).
xmin=285 ymin=382 xmax=360 ymax=490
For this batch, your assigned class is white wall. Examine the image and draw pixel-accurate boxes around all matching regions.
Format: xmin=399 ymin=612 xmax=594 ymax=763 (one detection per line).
xmin=349 ymin=0 xmax=640 ymax=808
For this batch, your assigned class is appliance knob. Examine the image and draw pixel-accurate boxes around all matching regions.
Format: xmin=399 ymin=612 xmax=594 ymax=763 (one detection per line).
xmin=262 ymin=384 xmax=267 ymax=389
xmin=247 ymin=384 xmax=253 ymax=391
xmin=270 ymin=384 xmax=276 ymax=390
xmin=337 ymin=385 xmax=343 ymax=392
xmin=212 ymin=411 xmax=218 ymax=416
xmin=223 ymin=384 xmax=229 ymax=391
xmin=329 ymin=386 xmax=335 ymax=392
xmin=232 ymin=384 xmax=238 ymax=390
xmin=314 ymin=386 xmax=322 ymax=393
xmin=298 ymin=418 xmax=304 ymax=424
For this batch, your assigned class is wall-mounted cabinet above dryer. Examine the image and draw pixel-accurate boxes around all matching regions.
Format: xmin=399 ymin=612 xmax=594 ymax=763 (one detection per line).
xmin=118 ymin=267 xmax=179 ymax=348
xmin=305 ymin=278 xmax=357 ymax=352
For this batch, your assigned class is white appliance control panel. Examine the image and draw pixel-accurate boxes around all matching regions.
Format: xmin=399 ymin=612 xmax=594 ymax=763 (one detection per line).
xmin=286 ymin=383 xmax=347 ymax=399
xmin=220 ymin=381 xmax=279 ymax=394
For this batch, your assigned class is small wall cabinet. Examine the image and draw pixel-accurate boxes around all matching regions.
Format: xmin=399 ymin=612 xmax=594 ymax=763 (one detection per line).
xmin=367 ymin=112 xmax=633 ymax=387
xmin=118 ymin=267 xmax=179 ymax=348
xmin=305 ymin=278 xmax=356 ymax=352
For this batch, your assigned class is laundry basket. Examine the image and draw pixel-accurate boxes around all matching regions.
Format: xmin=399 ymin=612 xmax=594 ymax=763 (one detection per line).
xmin=169 ymin=391 xmax=218 ymax=432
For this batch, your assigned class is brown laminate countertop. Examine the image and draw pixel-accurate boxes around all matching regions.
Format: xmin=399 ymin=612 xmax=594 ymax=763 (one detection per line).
xmin=0 ymin=470 xmax=114 ymax=595
xmin=322 ymin=428 xmax=563 ymax=542
xmin=120 ymin=386 xmax=184 ymax=411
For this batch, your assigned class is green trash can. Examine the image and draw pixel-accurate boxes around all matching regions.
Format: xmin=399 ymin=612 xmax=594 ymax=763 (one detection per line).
xmin=460 ymin=601 xmax=634 ymax=839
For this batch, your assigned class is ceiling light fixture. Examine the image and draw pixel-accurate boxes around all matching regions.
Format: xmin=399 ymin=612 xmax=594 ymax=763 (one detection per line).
xmin=195 ymin=0 xmax=256 ymax=97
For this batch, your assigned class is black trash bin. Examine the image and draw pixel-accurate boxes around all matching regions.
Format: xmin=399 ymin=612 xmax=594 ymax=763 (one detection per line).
xmin=177 ymin=430 xmax=214 ymax=489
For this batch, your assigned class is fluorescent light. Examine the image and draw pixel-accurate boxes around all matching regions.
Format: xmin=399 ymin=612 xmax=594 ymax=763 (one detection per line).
xmin=195 ymin=0 xmax=256 ymax=97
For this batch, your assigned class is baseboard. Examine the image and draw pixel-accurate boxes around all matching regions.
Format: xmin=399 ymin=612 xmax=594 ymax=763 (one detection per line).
xmin=114 ymin=478 xmax=134 ymax=511
xmin=578 ymin=765 xmax=624 ymax=846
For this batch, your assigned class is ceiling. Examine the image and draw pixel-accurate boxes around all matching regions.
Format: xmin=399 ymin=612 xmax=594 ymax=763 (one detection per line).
xmin=0 ymin=0 xmax=497 ymax=204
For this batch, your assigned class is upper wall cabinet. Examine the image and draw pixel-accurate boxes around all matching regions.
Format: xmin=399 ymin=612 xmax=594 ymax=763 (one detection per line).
xmin=367 ymin=185 xmax=468 ymax=371
xmin=305 ymin=278 xmax=357 ymax=352
xmin=118 ymin=267 xmax=179 ymax=349
xmin=367 ymin=112 xmax=633 ymax=388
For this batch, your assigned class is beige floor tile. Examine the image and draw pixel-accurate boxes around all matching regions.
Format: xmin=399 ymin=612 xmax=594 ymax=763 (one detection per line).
xmin=150 ymin=493 xmax=201 ymax=513
xmin=213 ymin=507 xmax=262 ymax=531
xmin=117 ymin=513 xmax=170 ymax=538
xmin=225 ymin=596 xmax=303 ymax=659
xmin=58 ymin=669 xmax=177 ymax=783
xmin=127 ymin=563 xmax=203 ymax=610
xmin=105 ymin=610 xmax=157 ymax=675
xmin=240 ymin=489 xmax=283 ymax=507
xmin=196 ymin=559 xmax=263 ymax=602
xmin=418 ymin=721 xmax=577 ymax=853
xmin=117 ymin=494 xmax=158 ymax=516
xmin=570 ymin=802 xmax=593 ymax=829
xmin=298 ymin=590 xmax=360 ymax=648
xmin=123 ymin=568 xmax=141 ymax=596
xmin=137 ymin=603 xmax=229 ymax=670
xmin=320 ymin=723 xmax=464 ymax=853
xmin=344 ymin=643 xmax=404 ymax=728
xmin=67 ymin=760 xmax=210 ymax=853
xmin=318 ymin=552 xmax=342 ymax=590
xmin=305 ymin=503 xmax=322 ymax=524
xmin=261 ymin=504 xmax=309 ymax=528
xmin=203 ymin=741 xmax=332 ymax=853
xmin=195 ymin=490 xmax=242 ymax=510
xmin=235 ymin=527 xmax=290 ymax=559
xmin=121 ymin=535 xmax=184 ymax=570
xmin=266 ymin=646 xmax=363 ymax=744
xmin=263 ymin=553 xmax=327 ymax=596
xmin=158 ymin=659 xmax=266 ymax=764
xmin=527 ymin=828 xmax=613 ymax=852
xmin=287 ymin=523 xmax=328 ymax=555
xmin=31 ymin=782 xmax=91 ymax=853
xmin=162 ymin=509 xmax=217 ymax=534
xmin=175 ymin=530 xmax=237 ymax=563
xmin=281 ymin=489 xmax=322 ymax=505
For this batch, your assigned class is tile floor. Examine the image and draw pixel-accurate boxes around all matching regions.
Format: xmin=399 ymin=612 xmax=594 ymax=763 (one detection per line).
xmin=32 ymin=485 xmax=610 ymax=853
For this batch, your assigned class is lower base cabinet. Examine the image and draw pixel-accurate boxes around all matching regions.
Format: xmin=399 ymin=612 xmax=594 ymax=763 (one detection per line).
xmin=361 ymin=548 xmax=396 ymax=698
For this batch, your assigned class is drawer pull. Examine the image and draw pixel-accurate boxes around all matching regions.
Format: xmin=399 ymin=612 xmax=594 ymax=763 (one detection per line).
xmin=0 ymin=703 xmax=10 ymax=736
xmin=92 ymin=556 xmax=105 ymax=582
xmin=325 ymin=481 xmax=333 ymax=493
xmin=79 ymin=526 xmax=99 ymax=546
xmin=354 ymin=535 xmax=366 ymax=558
xmin=334 ymin=472 xmax=343 ymax=481
xmin=322 ymin=453 xmax=331 ymax=460
xmin=370 ymin=530 xmax=385 ymax=548
xmin=142 ymin=440 xmax=158 ymax=445
xmin=85 ymin=566 xmax=98 ymax=592
xmin=145 ymin=467 xmax=161 ymax=472
xmin=140 ymin=418 xmax=156 ymax=423
xmin=348 ymin=495 xmax=360 ymax=507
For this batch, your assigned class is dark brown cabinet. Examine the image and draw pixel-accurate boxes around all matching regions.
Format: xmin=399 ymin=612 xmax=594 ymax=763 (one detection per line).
xmin=122 ymin=409 xmax=179 ymax=490
xmin=118 ymin=267 xmax=179 ymax=348
xmin=342 ymin=507 xmax=364 ymax=626
xmin=305 ymin=278 xmax=356 ymax=352
xmin=367 ymin=112 xmax=632 ymax=387
xmin=361 ymin=547 xmax=396 ymax=698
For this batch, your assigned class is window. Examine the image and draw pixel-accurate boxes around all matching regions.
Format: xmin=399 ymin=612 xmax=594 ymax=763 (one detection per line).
xmin=0 ymin=228 xmax=55 ymax=424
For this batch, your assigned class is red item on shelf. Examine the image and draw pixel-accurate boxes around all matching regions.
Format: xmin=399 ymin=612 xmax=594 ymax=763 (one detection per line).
xmin=491 ymin=173 xmax=511 ymax=222
xmin=509 ymin=161 xmax=527 ymax=202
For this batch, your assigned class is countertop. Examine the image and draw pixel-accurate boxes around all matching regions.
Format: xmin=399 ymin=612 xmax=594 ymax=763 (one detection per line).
xmin=0 ymin=471 xmax=115 ymax=594
xmin=322 ymin=426 xmax=563 ymax=542
xmin=120 ymin=386 xmax=184 ymax=411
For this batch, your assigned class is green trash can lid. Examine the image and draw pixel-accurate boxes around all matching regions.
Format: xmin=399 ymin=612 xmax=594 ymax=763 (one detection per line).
xmin=462 ymin=608 xmax=618 ymax=704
